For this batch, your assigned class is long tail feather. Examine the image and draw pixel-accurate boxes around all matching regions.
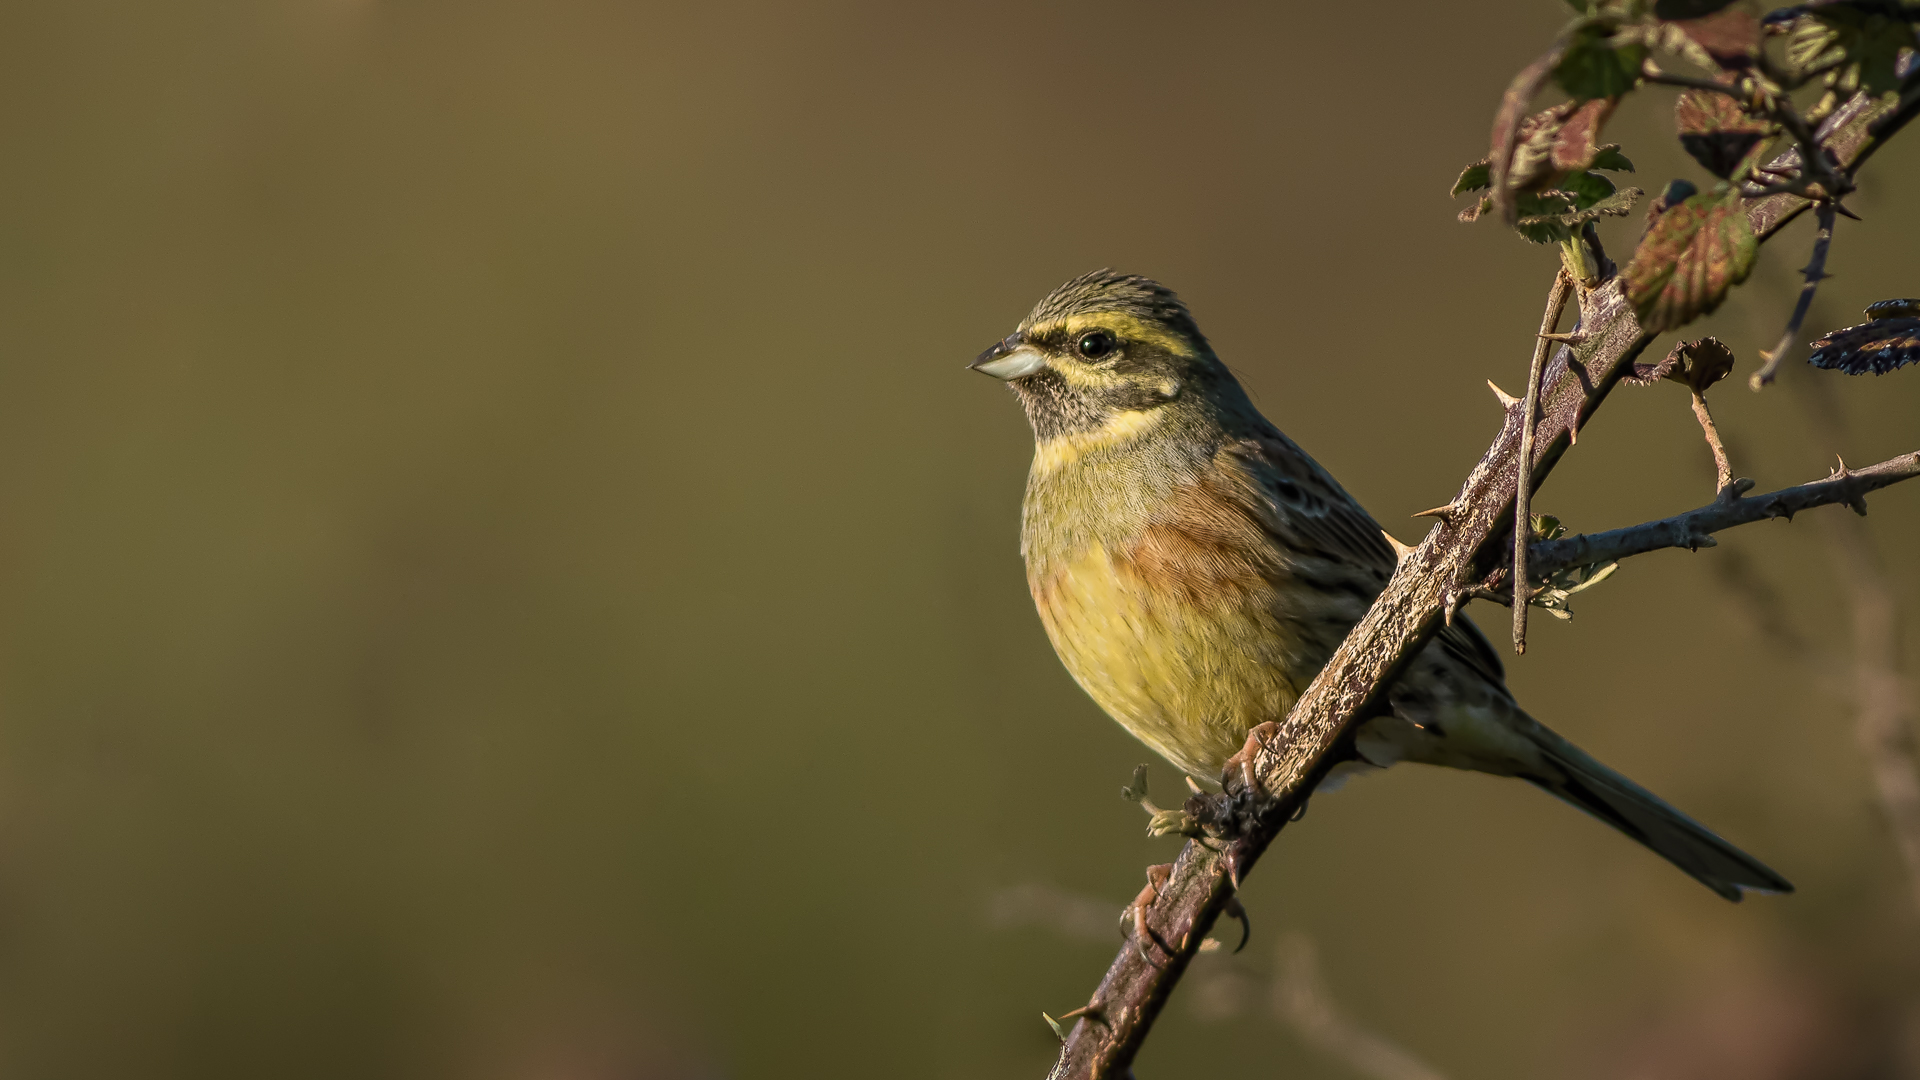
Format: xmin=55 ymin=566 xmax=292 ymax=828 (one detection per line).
xmin=1520 ymin=723 xmax=1792 ymax=902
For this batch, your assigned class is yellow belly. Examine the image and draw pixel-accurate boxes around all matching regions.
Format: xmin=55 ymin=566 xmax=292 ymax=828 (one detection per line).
xmin=1030 ymin=541 xmax=1305 ymax=780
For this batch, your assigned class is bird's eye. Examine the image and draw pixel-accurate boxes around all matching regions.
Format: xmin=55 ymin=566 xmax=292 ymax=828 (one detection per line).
xmin=1077 ymin=330 xmax=1117 ymax=360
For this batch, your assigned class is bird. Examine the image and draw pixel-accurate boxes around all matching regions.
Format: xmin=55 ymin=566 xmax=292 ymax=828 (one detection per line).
xmin=971 ymin=269 xmax=1791 ymax=902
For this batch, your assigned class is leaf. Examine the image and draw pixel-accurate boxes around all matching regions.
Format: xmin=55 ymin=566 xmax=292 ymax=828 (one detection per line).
xmin=1560 ymin=169 xmax=1616 ymax=208
xmin=1516 ymin=186 xmax=1643 ymax=243
xmin=1784 ymin=4 xmax=1920 ymax=94
xmin=1590 ymin=146 xmax=1635 ymax=171
xmin=1550 ymin=97 xmax=1619 ymax=172
xmin=1452 ymin=159 xmax=1492 ymax=196
xmin=1672 ymin=9 xmax=1763 ymax=64
xmin=1532 ymin=560 xmax=1618 ymax=619
xmin=1641 ymin=178 xmax=1700 ymax=236
xmin=1627 ymin=336 xmax=1737 ymax=390
xmin=1865 ymin=298 xmax=1920 ymax=318
xmin=1622 ymin=192 xmax=1757 ymax=333
xmin=1465 ymin=95 xmax=1625 ymax=233
xmin=1674 ymin=86 xmax=1771 ymax=178
xmin=1808 ymin=315 xmax=1920 ymax=374
xmin=1554 ymin=24 xmax=1647 ymax=101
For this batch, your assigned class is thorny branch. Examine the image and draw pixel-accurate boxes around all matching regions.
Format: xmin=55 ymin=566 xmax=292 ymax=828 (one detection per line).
xmin=1044 ymin=87 xmax=1911 ymax=1080
xmin=1751 ymin=202 xmax=1838 ymax=389
xmin=1527 ymin=451 xmax=1920 ymax=576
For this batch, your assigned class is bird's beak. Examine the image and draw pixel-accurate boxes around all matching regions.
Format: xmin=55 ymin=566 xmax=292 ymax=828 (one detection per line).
xmin=970 ymin=334 xmax=1047 ymax=381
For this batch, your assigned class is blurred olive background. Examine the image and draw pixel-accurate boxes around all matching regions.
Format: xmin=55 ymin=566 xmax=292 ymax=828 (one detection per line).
xmin=2 ymin=1 xmax=1919 ymax=1077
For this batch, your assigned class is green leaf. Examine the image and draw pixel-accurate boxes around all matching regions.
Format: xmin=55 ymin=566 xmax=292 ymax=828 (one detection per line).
xmin=1622 ymin=192 xmax=1757 ymax=333
xmin=1590 ymin=146 xmax=1635 ymax=172
xmin=1451 ymin=159 xmax=1492 ymax=196
xmin=1560 ymin=170 xmax=1615 ymax=209
xmin=1515 ymin=186 xmax=1642 ymax=243
xmin=1554 ymin=25 xmax=1646 ymax=101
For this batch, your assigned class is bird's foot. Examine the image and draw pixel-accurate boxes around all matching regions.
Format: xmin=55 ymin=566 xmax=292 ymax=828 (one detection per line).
xmin=1214 ymin=722 xmax=1284 ymax=836
xmin=1119 ymin=863 xmax=1175 ymax=963
xmin=1121 ymin=765 xmax=1214 ymax=839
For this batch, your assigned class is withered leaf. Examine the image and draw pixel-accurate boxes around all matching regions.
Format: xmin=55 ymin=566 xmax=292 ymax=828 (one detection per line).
xmin=1627 ymin=336 xmax=1737 ymax=390
xmin=1622 ymin=192 xmax=1757 ymax=333
xmin=1808 ymin=314 xmax=1920 ymax=374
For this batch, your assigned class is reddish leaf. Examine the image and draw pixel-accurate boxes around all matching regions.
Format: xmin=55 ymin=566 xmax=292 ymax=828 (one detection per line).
xmin=1673 ymin=9 xmax=1762 ymax=64
xmin=1674 ymin=86 xmax=1769 ymax=178
xmin=1622 ymin=193 xmax=1757 ymax=333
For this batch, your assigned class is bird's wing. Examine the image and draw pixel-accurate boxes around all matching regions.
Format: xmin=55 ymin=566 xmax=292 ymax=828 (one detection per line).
xmin=1222 ymin=431 xmax=1397 ymax=574
xmin=1224 ymin=431 xmax=1509 ymax=692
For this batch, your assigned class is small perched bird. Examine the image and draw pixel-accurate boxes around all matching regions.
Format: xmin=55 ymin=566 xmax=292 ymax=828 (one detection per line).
xmin=972 ymin=270 xmax=1790 ymax=901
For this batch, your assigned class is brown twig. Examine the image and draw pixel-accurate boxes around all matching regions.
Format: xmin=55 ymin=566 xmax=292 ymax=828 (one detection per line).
xmin=1751 ymin=201 xmax=1838 ymax=390
xmin=1689 ymin=389 xmax=1734 ymax=493
xmin=1515 ymin=270 xmax=1573 ymax=654
xmin=1043 ymin=88 xmax=1909 ymax=1080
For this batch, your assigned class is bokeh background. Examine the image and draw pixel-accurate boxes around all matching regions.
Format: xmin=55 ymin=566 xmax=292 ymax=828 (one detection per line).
xmin=2 ymin=1 xmax=1919 ymax=1077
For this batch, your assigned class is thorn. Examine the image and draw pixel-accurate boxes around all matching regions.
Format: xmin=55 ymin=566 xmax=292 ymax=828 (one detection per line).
xmin=1443 ymin=590 xmax=1461 ymax=626
xmin=1382 ymin=530 xmax=1416 ymax=563
xmin=1537 ymin=331 xmax=1587 ymax=344
xmin=1223 ymin=895 xmax=1252 ymax=954
xmin=1185 ymin=775 xmax=1205 ymax=796
xmin=1412 ymin=502 xmax=1457 ymax=520
xmin=1488 ymin=379 xmax=1522 ymax=409
xmin=1834 ymin=454 xmax=1849 ymax=478
xmin=1043 ymin=1013 xmax=1068 ymax=1043
xmin=1058 ymin=1003 xmax=1096 ymax=1021
xmin=1833 ymin=201 xmax=1862 ymax=221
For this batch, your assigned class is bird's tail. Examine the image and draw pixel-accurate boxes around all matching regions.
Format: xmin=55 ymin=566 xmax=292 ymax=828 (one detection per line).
xmin=1518 ymin=721 xmax=1792 ymax=902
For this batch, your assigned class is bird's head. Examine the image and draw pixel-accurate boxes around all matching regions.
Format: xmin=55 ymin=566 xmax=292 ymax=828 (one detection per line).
xmin=971 ymin=270 xmax=1240 ymax=449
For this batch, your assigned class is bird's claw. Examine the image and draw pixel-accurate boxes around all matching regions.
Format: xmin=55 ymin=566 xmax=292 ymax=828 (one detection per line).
xmin=1123 ymin=863 xmax=1175 ymax=964
xmin=1146 ymin=807 xmax=1204 ymax=838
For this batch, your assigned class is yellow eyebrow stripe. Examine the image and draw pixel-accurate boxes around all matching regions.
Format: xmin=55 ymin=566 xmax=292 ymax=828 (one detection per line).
xmin=1032 ymin=409 xmax=1166 ymax=478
